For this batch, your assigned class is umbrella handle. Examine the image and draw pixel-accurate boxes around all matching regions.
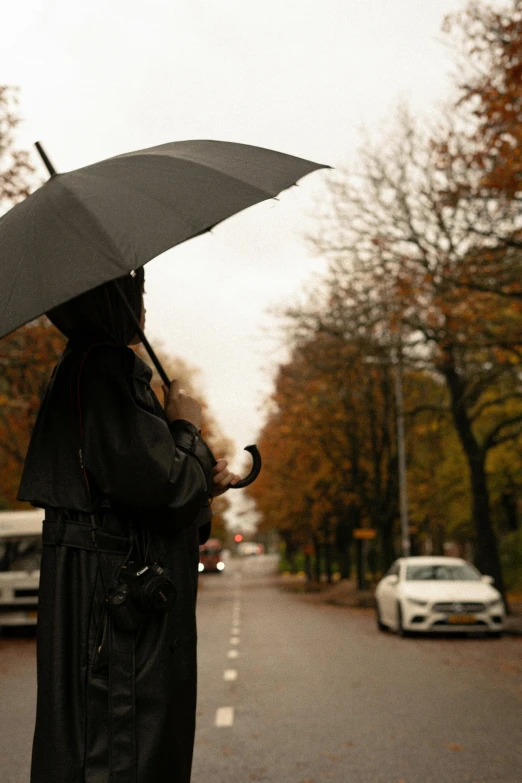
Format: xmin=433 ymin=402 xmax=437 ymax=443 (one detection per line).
xmin=230 ymin=445 xmax=262 ymax=489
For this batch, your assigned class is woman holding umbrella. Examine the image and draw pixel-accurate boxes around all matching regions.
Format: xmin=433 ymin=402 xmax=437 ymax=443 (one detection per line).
xmin=18 ymin=268 xmax=239 ymax=782
xmin=0 ymin=136 xmax=325 ymax=782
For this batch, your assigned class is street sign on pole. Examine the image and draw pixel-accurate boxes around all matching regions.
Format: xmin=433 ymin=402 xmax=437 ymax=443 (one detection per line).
xmin=353 ymin=528 xmax=377 ymax=540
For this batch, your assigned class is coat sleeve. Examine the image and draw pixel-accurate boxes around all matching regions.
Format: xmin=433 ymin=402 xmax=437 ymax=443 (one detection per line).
xmin=80 ymin=346 xmax=215 ymax=520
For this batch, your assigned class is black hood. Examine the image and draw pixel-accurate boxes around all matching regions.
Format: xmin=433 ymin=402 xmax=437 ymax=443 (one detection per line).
xmin=46 ymin=268 xmax=144 ymax=347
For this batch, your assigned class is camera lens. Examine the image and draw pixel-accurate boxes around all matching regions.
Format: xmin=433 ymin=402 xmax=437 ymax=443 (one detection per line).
xmin=141 ymin=575 xmax=176 ymax=612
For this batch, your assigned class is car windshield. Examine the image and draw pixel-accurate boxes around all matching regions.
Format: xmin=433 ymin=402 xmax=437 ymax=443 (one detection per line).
xmin=405 ymin=563 xmax=481 ymax=581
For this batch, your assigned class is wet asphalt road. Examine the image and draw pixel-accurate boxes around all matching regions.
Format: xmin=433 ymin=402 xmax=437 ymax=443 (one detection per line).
xmin=193 ymin=556 xmax=522 ymax=783
xmin=1 ymin=555 xmax=521 ymax=782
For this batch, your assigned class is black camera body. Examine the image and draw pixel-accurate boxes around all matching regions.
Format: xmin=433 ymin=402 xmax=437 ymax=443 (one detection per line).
xmin=106 ymin=561 xmax=176 ymax=632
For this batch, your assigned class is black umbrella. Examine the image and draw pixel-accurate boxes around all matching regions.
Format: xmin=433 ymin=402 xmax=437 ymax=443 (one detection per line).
xmin=0 ymin=139 xmax=328 ymax=486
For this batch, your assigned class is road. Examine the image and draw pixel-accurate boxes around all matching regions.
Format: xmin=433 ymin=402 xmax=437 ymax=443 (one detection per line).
xmin=1 ymin=555 xmax=521 ymax=782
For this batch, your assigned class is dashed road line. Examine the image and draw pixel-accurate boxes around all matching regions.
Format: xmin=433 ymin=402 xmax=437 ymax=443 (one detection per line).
xmin=223 ymin=669 xmax=238 ymax=681
xmin=215 ymin=706 xmax=234 ymax=727
xmin=227 ymin=649 xmax=239 ymax=659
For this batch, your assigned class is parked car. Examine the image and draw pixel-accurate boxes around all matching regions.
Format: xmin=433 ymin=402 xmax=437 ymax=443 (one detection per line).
xmin=0 ymin=509 xmax=43 ymax=628
xmin=237 ymin=541 xmax=264 ymax=557
xmin=375 ymin=556 xmax=505 ymax=636
xmin=199 ymin=538 xmax=225 ymax=573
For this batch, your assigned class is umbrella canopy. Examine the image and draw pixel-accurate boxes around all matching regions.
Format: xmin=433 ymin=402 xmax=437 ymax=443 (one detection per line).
xmin=0 ymin=139 xmax=327 ymax=339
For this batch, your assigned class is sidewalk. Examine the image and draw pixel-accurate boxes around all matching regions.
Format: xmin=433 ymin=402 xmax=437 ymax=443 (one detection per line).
xmin=278 ymin=574 xmax=522 ymax=635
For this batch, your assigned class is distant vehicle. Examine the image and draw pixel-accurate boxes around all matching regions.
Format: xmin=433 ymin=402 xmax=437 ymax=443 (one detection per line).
xmin=199 ymin=538 xmax=225 ymax=573
xmin=0 ymin=509 xmax=43 ymax=627
xmin=237 ymin=542 xmax=264 ymax=557
xmin=375 ymin=556 xmax=505 ymax=637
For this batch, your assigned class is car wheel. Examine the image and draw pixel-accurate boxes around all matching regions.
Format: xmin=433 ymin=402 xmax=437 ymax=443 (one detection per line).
xmin=396 ymin=602 xmax=409 ymax=637
xmin=487 ymin=631 xmax=502 ymax=639
xmin=376 ymin=602 xmax=387 ymax=632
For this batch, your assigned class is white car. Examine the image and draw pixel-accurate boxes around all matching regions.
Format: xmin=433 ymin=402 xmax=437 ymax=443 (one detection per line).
xmin=375 ymin=556 xmax=505 ymax=636
xmin=0 ymin=509 xmax=42 ymax=628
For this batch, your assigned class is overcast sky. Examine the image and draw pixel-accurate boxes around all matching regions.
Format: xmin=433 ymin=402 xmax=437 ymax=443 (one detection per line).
xmin=2 ymin=0 xmax=464 ymax=526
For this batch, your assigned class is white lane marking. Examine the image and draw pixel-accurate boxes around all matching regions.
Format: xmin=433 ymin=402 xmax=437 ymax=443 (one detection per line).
xmin=229 ymin=637 xmax=240 ymax=645
xmin=223 ymin=669 xmax=238 ymax=681
xmin=215 ymin=706 xmax=234 ymax=727
xmin=227 ymin=649 xmax=239 ymax=659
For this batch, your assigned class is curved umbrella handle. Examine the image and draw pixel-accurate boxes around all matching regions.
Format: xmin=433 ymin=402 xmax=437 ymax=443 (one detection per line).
xmin=230 ymin=445 xmax=262 ymax=489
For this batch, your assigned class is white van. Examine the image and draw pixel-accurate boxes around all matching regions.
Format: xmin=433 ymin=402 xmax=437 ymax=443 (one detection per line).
xmin=0 ymin=509 xmax=43 ymax=627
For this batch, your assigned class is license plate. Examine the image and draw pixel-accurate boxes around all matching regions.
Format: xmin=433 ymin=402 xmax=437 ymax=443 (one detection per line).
xmin=448 ymin=614 xmax=476 ymax=624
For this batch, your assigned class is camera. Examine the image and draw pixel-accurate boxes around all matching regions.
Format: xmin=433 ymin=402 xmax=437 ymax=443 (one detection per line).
xmin=106 ymin=561 xmax=176 ymax=632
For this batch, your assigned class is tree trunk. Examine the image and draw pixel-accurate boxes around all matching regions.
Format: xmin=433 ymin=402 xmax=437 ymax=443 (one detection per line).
xmin=313 ymin=535 xmax=321 ymax=583
xmin=336 ymin=546 xmax=352 ymax=579
xmin=468 ymin=454 xmax=506 ymax=599
xmin=443 ymin=364 xmax=507 ymax=606
xmin=304 ymin=552 xmax=313 ymax=582
xmin=355 ymin=539 xmax=365 ymax=590
xmin=324 ymin=539 xmax=333 ymax=584
xmin=380 ymin=521 xmax=396 ymax=571
xmin=334 ymin=517 xmax=352 ymax=579
xmin=432 ymin=523 xmax=445 ymax=556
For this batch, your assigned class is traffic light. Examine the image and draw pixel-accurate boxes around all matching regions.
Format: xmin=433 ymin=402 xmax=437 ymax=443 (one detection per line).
xmin=234 ymin=534 xmax=243 ymax=543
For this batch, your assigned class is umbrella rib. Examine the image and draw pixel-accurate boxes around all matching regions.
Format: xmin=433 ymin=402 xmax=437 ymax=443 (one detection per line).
xmin=51 ymin=179 xmax=131 ymax=273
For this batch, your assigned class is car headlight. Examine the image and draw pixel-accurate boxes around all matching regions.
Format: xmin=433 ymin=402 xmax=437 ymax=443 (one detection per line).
xmin=405 ymin=597 xmax=428 ymax=607
xmin=198 ymin=563 xmax=204 ymax=573
xmin=488 ymin=598 xmax=504 ymax=609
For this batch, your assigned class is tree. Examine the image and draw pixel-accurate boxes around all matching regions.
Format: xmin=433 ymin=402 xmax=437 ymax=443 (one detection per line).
xmin=0 ymin=85 xmax=35 ymax=211
xmin=307 ymin=107 xmax=522 ymax=601
xmin=405 ymin=372 xmax=472 ymax=555
xmin=0 ymin=318 xmax=65 ymax=505
xmin=248 ymin=329 xmax=403 ymax=578
xmin=443 ymin=0 xmax=522 ymax=202
xmin=434 ymin=1 xmax=522 ymax=298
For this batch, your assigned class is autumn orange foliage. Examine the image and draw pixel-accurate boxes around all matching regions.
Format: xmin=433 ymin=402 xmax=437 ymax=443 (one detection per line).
xmin=0 ymin=318 xmax=65 ymax=506
xmin=444 ymin=0 xmax=522 ymax=198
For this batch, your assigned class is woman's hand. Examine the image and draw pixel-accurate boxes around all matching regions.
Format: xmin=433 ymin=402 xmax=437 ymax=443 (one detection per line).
xmin=212 ymin=459 xmax=240 ymax=497
xmin=162 ymin=380 xmax=202 ymax=429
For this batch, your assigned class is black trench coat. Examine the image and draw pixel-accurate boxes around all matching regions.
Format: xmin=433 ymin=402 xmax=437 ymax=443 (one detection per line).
xmin=18 ymin=341 xmax=216 ymax=783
